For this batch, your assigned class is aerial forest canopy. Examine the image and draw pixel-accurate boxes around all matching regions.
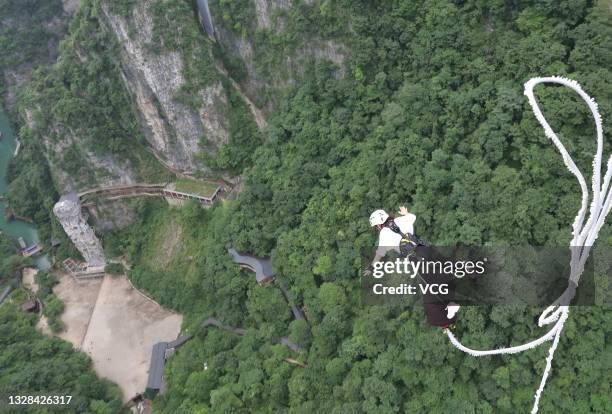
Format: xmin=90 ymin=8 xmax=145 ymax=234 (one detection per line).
xmin=117 ymin=1 xmax=611 ymax=413
xmin=0 ymin=233 xmax=126 ymax=413
xmin=2 ymin=0 xmax=611 ymax=412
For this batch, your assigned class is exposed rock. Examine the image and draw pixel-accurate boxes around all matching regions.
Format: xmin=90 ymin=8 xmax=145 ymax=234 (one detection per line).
xmin=310 ymin=40 xmax=345 ymax=71
xmin=211 ymin=0 xmax=347 ymax=111
xmin=254 ymin=0 xmax=272 ymax=30
xmin=1 ymin=2 xmax=75 ymax=109
xmin=101 ymin=1 xmax=231 ymax=173
xmin=53 ymin=192 xmax=106 ymax=268
xmin=253 ymin=0 xmax=293 ymax=31
xmin=24 ymin=108 xmax=137 ymax=192
xmin=199 ymin=83 xmax=230 ymax=146
xmin=87 ymin=199 xmax=138 ymax=233
xmin=62 ymin=0 xmax=80 ymax=14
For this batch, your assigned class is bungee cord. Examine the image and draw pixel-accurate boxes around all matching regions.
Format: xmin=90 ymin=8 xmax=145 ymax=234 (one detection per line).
xmin=446 ymin=76 xmax=609 ymax=414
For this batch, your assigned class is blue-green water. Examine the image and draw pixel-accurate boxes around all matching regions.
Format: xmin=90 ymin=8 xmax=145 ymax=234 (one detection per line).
xmin=0 ymin=108 xmax=50 ymax=269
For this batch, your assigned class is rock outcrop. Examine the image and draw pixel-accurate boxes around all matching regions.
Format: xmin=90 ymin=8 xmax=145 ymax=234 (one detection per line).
xmin=210 ymin=0 xmax=347 ymax=111
xmin=100 ymin=1 xmax=231 ymax=173
xmin=23 ymin=109 xmax=137 ymax=192
xmin=1 ymin=2 xmax=74 ymax=109
xmin=53 ymin=192 xmax=106 ymax=268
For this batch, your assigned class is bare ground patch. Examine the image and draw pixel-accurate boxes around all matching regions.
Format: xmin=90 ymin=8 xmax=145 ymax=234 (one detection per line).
xmin=80 ymin=275 xmax=182 ymax=402
xmin=21 ymin=267 xmax=39 ymax=293
xmin=27 ymin=268 xmax=102 ymax=343
xmin=33 ymin=271 xmax=183 ymax=402
xmin=53 ymin=271 xmax=103 ymax=346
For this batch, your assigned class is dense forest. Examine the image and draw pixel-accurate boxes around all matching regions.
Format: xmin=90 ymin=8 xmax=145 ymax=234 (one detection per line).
xmin=0 ymin=234 xmax=126 ymax=413
xmin=2 ymin=0 xmax=611 ymax=413
xmin=112 ymin=1 xmax=611 ymax=412
xmin=0 ymin=0 xmax=66 ymax=100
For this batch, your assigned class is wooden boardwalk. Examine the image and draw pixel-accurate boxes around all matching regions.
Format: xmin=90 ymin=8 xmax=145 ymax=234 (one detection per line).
xmin=147 ymin=317 xmax=302 ymax=392
xmin=78 ymin=183 xmax=222 ymax=206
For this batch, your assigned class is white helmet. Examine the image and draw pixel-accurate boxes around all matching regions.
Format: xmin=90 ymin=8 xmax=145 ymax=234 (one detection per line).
xmin=369 ymin=209 xmax=389 ymax=227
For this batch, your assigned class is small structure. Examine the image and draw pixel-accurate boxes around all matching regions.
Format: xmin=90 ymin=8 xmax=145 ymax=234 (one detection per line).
xmin=0 ymin=286 xmax=12 ymax=305
xmin=50 ymin=238 xmax=61 ymax=248
xmin=284 ymin=358 xmax=306 ymax=368
xmin=281 ymin=337 xmax=301 ymax=352
xmin=145 ymin=314 xmax=303 ymax=393
xmin=17 ymin=237 xmax=43 ymax=257
xmin=63 ymin=258 xmax=105 ymax=280
xmin=77 ymin=183 xmax=222 ymax=207
xmin=21 ymin=300 xmax=39 ymax=313
xmin=21 ymin=243 xmax=42 ymax=257
xmin=146 ymin=342 xmax=168 ymax=393
xmin=278 ymin=284 xmax=306 ymax=321
xmin=228 ymin=248 xmax=275 ymax=285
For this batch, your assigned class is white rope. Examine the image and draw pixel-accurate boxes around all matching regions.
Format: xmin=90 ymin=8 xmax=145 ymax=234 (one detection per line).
xmin=446 ymin=76 xmax=608 ymax=413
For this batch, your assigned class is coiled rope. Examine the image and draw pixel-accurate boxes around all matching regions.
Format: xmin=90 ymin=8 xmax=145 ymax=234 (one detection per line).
xmin=446 ymin=77 xmax=609 ymax=413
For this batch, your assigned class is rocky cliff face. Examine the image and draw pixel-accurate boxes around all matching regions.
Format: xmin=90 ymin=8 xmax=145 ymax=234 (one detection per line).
xmin=13 ymin=0 xmax=349 ymax=194
xmin=1 ymin=0 xmax=74 ymax=109
xmin=100 ymin=1 xmax=230 ymax=174
xmin=23 ymin=108 xmax=138 ymax=192
xmin=210 ymin=0 xmax=347 ymax=111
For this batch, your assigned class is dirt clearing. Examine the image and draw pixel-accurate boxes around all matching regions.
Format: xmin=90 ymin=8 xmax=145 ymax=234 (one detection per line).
xmin=33 ymin=271 xmax=183 ymax=402
xmin=21 ymin=267 xmax=39 ymax=293
xmin=81 ymin=275 xmax=182 ymax=401
xmin=52 ymin=271 xmax=103 ymax=346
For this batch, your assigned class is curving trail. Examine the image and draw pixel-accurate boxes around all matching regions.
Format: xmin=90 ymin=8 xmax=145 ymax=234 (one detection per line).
xmin=446 ymin=77 xmax=609 ymax=413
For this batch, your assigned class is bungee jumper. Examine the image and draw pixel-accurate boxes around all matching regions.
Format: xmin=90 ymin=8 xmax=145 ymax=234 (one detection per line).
xmin=363 ymin=206 xmax=460 ymax=328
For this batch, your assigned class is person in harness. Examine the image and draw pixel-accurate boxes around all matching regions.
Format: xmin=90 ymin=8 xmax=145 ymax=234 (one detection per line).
xmin=364 ymin=206 xmax=460 ymax=328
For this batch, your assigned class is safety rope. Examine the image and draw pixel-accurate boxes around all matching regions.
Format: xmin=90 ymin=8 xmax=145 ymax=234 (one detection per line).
xmin=446 ymin=76 xmax=609 ymax=414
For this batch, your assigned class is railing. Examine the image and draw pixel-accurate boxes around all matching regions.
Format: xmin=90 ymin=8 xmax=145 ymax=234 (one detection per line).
xmin=77 ymin=183 xmax=223 ymax=205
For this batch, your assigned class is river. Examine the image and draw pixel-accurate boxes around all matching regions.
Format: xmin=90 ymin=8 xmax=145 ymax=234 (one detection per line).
xmin=0 ymin=107 xmax=50 ymax=269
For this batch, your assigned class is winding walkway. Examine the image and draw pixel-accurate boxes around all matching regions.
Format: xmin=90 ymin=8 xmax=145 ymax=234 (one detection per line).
xmin=78 ymin=183 xmax=221 ymax=205
xmin=147 ymin=249 xmax=308 ymax=392
xmin=147 ymin=317 xmax=301 ymax=392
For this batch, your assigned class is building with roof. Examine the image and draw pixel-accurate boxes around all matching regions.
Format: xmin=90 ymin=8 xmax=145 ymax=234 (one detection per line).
xmin=146 ymin=342 xmax=168 ymax=392
xmin=228 ymin=248 xmax=275 ymax=285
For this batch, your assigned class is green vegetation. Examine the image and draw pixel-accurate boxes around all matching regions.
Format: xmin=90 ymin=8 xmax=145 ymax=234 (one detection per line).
xmin=175 ymin=178 xmax=219 ymax=197
xmin=104 ymin=262 xmax=125 ymax=275
xmin=110 ymin=1 xmax=611 ymax=413
xmin=36 ymin=270 xmax=65 ymax=332
xmin=5 ymin=136 xmax=60 ymax=243
xmin=0 ymin=233 xmax=125 ymax=413
xmin=14 ymin=0 xmax=168 ymax=186
xmin=3 ymin=0 xmax=611 ymax=413
xmin=204 ymin=78 xmax=264 ymax=173
xmin=150 ymin=0 xmax=263 ymax=172
xmin=216 ymin=0 xmax=256 ymax=35
xmin=150 ymin=0 xmax=219 ymax=108
xmin=6 ymin=0 xmax=171 ymax=240
xmin=0 ymin=292 xmax=127 ymax=413
xmin=0 ymin=233 xmax=31 ymax=276
xmin=0 ymin=0 xmax=65 ymax=97
xmin=210 ymin=0 xmax=349 ymax=108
